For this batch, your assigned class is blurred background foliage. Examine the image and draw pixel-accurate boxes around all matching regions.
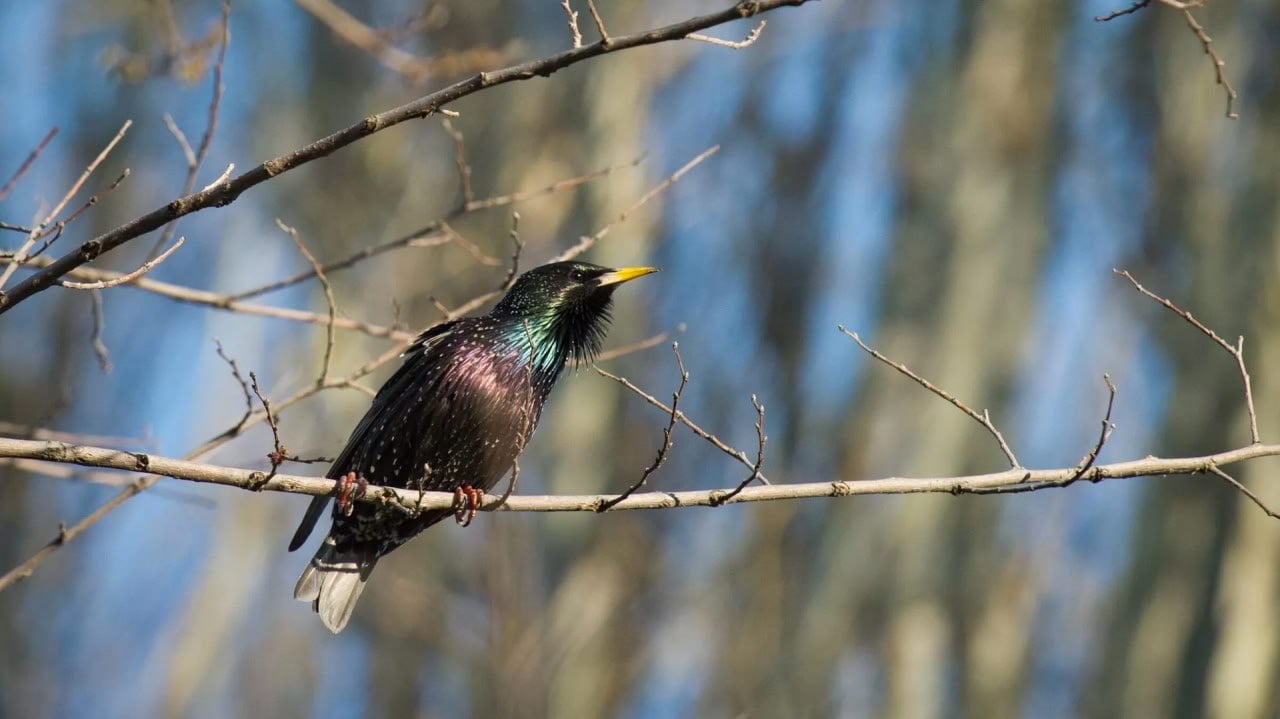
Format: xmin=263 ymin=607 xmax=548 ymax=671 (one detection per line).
xmin=2 ymin=0 xmax=1279 ymax=717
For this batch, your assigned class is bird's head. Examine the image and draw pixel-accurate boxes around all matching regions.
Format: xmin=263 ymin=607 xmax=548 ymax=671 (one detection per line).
xmin=493 ymin=261 xmax=658 ymax=365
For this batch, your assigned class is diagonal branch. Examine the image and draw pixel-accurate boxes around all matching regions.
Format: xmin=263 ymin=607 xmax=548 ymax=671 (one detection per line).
xmin=839 ymin=326 xmax=1021 ymax=469
xmin=0 ymin=0 xmax=814 ymax=314
xmin=0 ymin=127 xmax=58 ymax=203
xmin=1116 ymin=268 xmax=1259 ymax=444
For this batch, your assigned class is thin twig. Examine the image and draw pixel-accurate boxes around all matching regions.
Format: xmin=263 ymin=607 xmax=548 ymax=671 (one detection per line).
xmin=561 ymin=0 xmax=583 ymax=48
xmin=1206 ymin=464 xmax=1280 ymax=519
xmin=162 ymin=113 xmax=198 ymax=168
xmin=1065 ymin=374 xmax=1118 ymax=484
xmin=716 ymin=394 xmax=767 ymax=505
xmin=439 ymin=222 xmax=501 ymax=265
xmin=30 ymin=169 xmax=132 ymax=259
xmin=594 ymin=327 xmax=677 ymax=363
xmin=149 ymin=1 xmax=230 ymax=258
xmin=230 ymin=157 xmax=641 ymax=301
xmin=1095 ymin=0 xmax=1151 ymax=21
xmin=839 ymin=326 xmax=1021 ymax=469
xmin=502 ymin=212 xmax=524 ymax=291
xmin=214 ymin=339 xmax=254 ymax=433
xmin=441 ymin=118 xmax=475 ymax=209
xmin=201 ymin=163 xmax=235 ymax=192
xmin=0 ymin=120 xmax=132 ymax=291
xmin=60 ymin=236 xmax=185 ymax=290
xmin=1178 ymin=7 xmax=1238 ymax=119
xmin=88 ymin=290 xmax=112 ymax=373
xmin=0 ymin=127 xmax=58 ymax=203
xmin=687 ymin=20 xmax=766 ymax=49
xmin=554 ymin=145 xmax=719 ymax=263
xmin=585 ymin=0 xmax=610 ymax=45
xmin=1115 ymin=269 xmax=1259 ymax=443
xmin=277 ymin=219 xmax=337 ymax=384
xmin=593 ymin=363 xmax=770 ymax=483
xmin=0 ymin=222 xmax=34 ymax=234
xmin=1093 ymin=0 xmax=1236 ymax=118
xmin=6 ymin=252 xmax=412 ymax=340
xmin=249 ymin=372 xmax=286 ymax=487
xmin=598 ymin=342 xmax=688 ymax=511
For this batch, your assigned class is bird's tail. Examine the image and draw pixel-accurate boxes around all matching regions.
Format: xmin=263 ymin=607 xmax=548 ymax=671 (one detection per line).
xmin=294 ymin=535 xmax=379 ymax=634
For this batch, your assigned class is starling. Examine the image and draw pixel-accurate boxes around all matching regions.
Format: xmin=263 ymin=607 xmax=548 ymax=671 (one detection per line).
xmin=290 ymin=261 xmax=657 ymax=633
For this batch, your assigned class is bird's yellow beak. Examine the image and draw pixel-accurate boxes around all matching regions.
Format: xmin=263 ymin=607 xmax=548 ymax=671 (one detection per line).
xmin=597 ymin=266 xmax=659 ymax=286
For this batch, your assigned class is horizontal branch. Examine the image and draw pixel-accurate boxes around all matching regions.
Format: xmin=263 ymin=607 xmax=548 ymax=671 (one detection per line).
xmin=0 ymin=0 xmax=812 ymax=314
xmin=4 ymin=437 xmax=1278 ymax=514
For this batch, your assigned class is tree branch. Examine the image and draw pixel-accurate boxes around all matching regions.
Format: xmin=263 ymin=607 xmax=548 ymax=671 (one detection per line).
xmin=3 ymin=436 xmax=1279 ymax=591
xmin=0 ymin=0 xmax=813 ymax=314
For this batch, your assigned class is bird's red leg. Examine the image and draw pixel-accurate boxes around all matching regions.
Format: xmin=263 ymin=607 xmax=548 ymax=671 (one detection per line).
xmin=453 ymin=485 xmax=484 ymax=527
xmin=336 ymin=471 xmax=369 ymax=517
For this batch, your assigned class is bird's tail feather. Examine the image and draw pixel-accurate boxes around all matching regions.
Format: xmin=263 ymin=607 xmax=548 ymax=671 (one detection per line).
xmin=294 ymin=536 xmax=379 ymax=634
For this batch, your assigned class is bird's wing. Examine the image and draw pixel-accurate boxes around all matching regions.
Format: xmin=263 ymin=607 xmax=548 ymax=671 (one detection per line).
xmin=287 ymin=319 xmax=462 ymax=551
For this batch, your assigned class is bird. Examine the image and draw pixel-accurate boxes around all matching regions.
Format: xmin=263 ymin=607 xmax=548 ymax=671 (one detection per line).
xmin=289 ymin=260 xmax=658 ymax=633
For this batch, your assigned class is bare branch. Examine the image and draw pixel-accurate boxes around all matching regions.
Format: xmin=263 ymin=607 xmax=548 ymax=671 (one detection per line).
xmin=595 ymin=327 xmax=677 ymax=363
xmin=585 ymin=0 xmax=611 ymax=45
xmin=149 ymin=2 xmax=229 ymax=258
xmin=4 ymin=252 xmax=413 ymax=341
xmin=716 ymin=394 xmax=767 ymax=505
xmin=439 ymin=222 xmax=501 ymax=266
xmin=1095 ymin=0 xmax=1151 ymax=21
xmin=88 ymin=290 xmax=112 ymax=373
xmin=1115 ymin=269 xmax=1259 ymax=443
xmin=502 ymin=212 xmax=524 ymax=291
xmin=4 ymin=439 xmax=1280 ymax=575
xmin=162 ymin=113 xmax=197 ymax=168
xmin=249 ymin=372 xmax=286 ymax=487
xmin=598 ymin=342 xmax=688 ymax=511
xmin=839 ymin=326 xmax=1021 ymax=469
xmin=1178 ymin=6 xmax=1238 ymax=119
xmin=441 ymin=118 xmax=475 ymax=208
xmin=276 ymin=220 xmax=337 ymax=384
xmin=594 ymin=363 xmax=770 ymax=483
xmin=59 ymin=236 xmax=185 ymax=290
xmin=1093 ymin=0 xmax=1236 ymax=118
xmin=0 ymin=120 xmax=131 ymax=291
xmin=213 ymin=339 xmax=254 ymax=433
xmin=201 ymin=163 xmax=235 ymax=192
xmin=687 ymin=20 xmax=766 ymax=49
xmin=561 ymin=0 xmax=584 ymax=48
xmin=29 ymin=169 xmax=132 ymax=261
xmin=554 ymin=144 xmax=719 ymax=263
xmin=1207 ymin=464 xmax=1280 ymax=520
xmin=230 ymin=156 xmax=642 ymax=301
xmin=0 ymin=126 xmax=58 ymax=203
xmin=1 ymin=0 xmax=816 ymax=313
xmin=1068 ymin=374 xmax=1118 ymax=483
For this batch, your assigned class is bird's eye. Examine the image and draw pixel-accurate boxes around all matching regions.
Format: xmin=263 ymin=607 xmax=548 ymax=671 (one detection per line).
xmin=570 ymin=269 xmax=586 ymax=282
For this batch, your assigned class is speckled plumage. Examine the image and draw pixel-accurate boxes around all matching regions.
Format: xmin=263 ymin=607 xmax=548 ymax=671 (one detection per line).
xmin=290 ymin=261 xmax=656 ymax=633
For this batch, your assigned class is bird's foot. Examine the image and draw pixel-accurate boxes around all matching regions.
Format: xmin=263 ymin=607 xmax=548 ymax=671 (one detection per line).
xmin=336 ymin=471 xmax=369 ymax=517
xmin=453 ymin=485 xmax=484 ymax=527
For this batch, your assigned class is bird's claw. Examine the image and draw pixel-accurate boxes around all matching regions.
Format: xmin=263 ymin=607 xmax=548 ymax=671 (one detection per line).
xmin=336 ymin=471 xmax=369 ymax=517
xmin=453 ymin=485 xmax=484 ymax=527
